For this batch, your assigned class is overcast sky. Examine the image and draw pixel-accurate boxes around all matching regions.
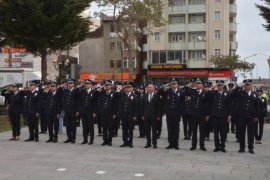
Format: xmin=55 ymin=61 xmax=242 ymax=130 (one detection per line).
xmin=88 ymin=0 xmax=270 ymax=81
xmin=237 ymin=0 xmax=270 ymax=80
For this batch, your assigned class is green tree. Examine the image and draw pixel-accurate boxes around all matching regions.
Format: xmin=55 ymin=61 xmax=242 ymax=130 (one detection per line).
xmin=96 ymin=0 xmax=165 ymax=80
xmin=210 ymin=55 xmax=255 ymax=81
xmin=0 ymin=0 xmax=92 ymax=80
xmin=256 ymin=0 xmax=270 ymax=31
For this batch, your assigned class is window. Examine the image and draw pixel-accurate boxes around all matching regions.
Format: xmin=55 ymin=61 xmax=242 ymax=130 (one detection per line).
xmin=214 ymin=49 xmax=221 ymax=56
xmin=169 ymin=0 xmax=186 ymax=6
xmin=189 ymin=0 xmax=205 ymax=5
xmin=215 ymin=0 xmax=221 ymax=2
xmin=191 ymin=51 xmax=205 ymax=59
xmin=152 ymin=51 xmax=159 ymax=64
xmin=214 ymin=11 xmax=221 ymax=21
xmin=123 ymin=40 xmax=136 ymax=50
xmin=110 ymin=42 xmax=115 ymax=50
xmin=110 ymin=60 xmax=114 ymax=68
xmin=169 ymin=16 xmax=185 ymax=24
xmin=189 ymin=32 xmax=205 ymax=41
xmin=154 ymin=32 xmax=160 ymax=41
xmin=170 ymin=33 xmax=184 ymax=42
xmin=175 ymin=51 xmax=186 ymax=63
xmin=151 ymin=50 xmax=186 ymax=64
xmin=190 ymin=15 xmax=204 ymax=23
xmin=110 ymin=24 xmax=115 ymax=32
xmin=214 ymin=30 xmax=221 ymax=39
xmin=160 ymin=51 xmax=166 ymax=64
xmin=123 ymin=58 xmax=136 ymax=68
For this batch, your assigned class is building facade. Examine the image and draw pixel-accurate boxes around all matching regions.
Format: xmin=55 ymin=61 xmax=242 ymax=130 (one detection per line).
xmin=144 ymin=0 xmax=237 ymax=83
xmin=79 ymin=14 xmax=141 ymax=82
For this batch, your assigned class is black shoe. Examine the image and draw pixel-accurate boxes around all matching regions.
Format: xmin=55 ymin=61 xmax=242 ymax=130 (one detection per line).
xmin=221 ymin=148 xmax=227 ymax=153
xmin=81 ymin=141 xmax=87 ymax=145
xmin=71 ymin=140 xmax=76 ymax=144
xmin=213 ymin=148 xmax=220 ymax=152
xmin=129 ymin=144 xmax=133 ymax=148
xmin=120 ymin=143 xmax=128 ymax=147
xmin=24 ymin=138 xmax=34 ymax=142
xmin=187 ymin=137 xmax=191 ymax=140
xmin=184 ymin=137 xmax=188 ymax=140
xmin=64 ymin=139 xmax=71 ymax=143
xmin=108 ymin=142 xmax=112 ymax=146
xmin=144 ymin=144 xmax=151 ymax=148
xmin=200 ymin=147 xmax=207 ymax=151
xmin=157 ymin=136 xmax=160 ymax=139
xmin=249 ymin=150 xmax=255 ymax=154
xmin=98 ymin=134 xmax=103 ymax=137
xmin=166 ymin=145 xmax=174 ymax=149
xmin=53 ymin=138 xmax=58 ymax=143
xmin=174 ymin=146 xmax=180 ymax=150
xmin=101 ymin=142 xmax=108 ymax=146
xmin=9 ymin=137 xmax=16 ymax=141
xmin=46 ymin=139 xmax=53 ymax=143
xmin=190 ymin=147 xmax=196 ymax=151
xmin=88 ymin=140 xmax=93 ymax=145
xmin=238 ymin=149 xmax=245 ymax=153
xmin=153 ymin=145 xmax=157 ymax=149
xmin=35 ymin=139 xmax=39 ymax=142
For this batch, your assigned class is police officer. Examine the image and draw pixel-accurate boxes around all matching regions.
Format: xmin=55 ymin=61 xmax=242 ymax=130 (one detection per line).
xmin=1 ymin=84 xmax=24 ymax=141
xmin=255 ymin=87 xmax=267 ymax=144
xmin=77 ymin=79 xmax=97 ymax=145
xmin=142 ymin=83 xmax=161 ymax=149
xmin=99 ymin=80 xmax=117 ymax=146
xmin=184 ymin=78 xmax=207 ymax=151
xmin=228 ymin=83 xmax=236 ymax=134
xmin=61 ymin=78 xmax=79 ymax=144
xmin=137 ymin=85 xmax=146 ymax=138
xmin=24 ymin=81 xmax=40 ymax=142
xmin=39 ymin=81 xmax=50 ymax=134
xmin=206 ymin=80 xmax=231 ymax=152
xmin=118 ymin=81 xmax=138 ymax=148
xmin=44 ymin=82 xmax=61 ymax=143
xmin=232 ymin=79 xmax=259 ymax=154
xmin=204 ymin=81 xmax=213 ymax=141
xmin=182 ymin=78 xmax=196 ymax=140
xmin=162 ymin=78 xmax=184 ymax=150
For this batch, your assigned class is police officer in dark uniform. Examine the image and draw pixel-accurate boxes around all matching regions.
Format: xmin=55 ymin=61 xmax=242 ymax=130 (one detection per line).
xmin=184 ymin=78 xmax=207 ymax=151
xmin=39 ymin=81 xmax=50 ymax=134
xmin=137 ymin=85 xmax=146 ymax=138
xmin=24 ymin=81 xmax=40 ymax=142
xmin=182 ymin=78 xmax=196 ymax=140
xmin=162 ymin=78 xmax=184 ymax=150
xmin=61 ymin=78 xmax=79 ymax=144
xmin=206 ymin=80 xmax=231 ymax=152
xmin=118 ymin=81 xmax=138 ymax=148
xmin=95 ymin=83 xmax=104 ymax=136
xmin=77 ymin=79 xmax=97 ymax=145
xmin=99 ymin=80 xmax=117 ymax=146
xmin=228 ymin=83 xmax=236 ymax=134
xmin=203 ymin=81 xmax=213 ymax=141
xmin=232 ymin=79 xmax=259 ymax=154
xmin=43 ymin=82 xmax=61 ymax=143
xmin=142 ymin=83 xmax=161 ymax=149
xmin=1 ymin=84 xmax=24 ymax=141
xmin=255 ymin=87 xmax=267 ymax=144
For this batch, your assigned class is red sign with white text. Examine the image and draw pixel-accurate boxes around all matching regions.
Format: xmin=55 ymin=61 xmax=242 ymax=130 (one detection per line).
xmin=208 ymin=71 xmax=231 ymax=78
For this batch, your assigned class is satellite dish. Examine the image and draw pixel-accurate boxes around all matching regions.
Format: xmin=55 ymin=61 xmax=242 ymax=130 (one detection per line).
xmin=197 ymin=36 xmax=203 ymax=41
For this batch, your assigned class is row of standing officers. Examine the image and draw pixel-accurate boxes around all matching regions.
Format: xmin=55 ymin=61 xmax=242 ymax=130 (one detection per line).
xmin=1 ymin=77 xmax=267 ymax=154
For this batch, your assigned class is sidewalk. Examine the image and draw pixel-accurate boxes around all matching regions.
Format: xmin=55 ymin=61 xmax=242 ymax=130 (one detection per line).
xmin=0 ymin=121 xmax=269 ymax=180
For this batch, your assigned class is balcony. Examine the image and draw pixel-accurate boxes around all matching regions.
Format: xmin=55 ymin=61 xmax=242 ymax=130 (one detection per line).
xmin=187 ymin=41 xmax=206 ymax=50
xmin=229 ymin=4 xmax=237 ymax=14
xmin=187 ymin=23 xmax=206 ymax=31
xmin=167 ymin=6 xmax=187 ymax=14
xmin=167 ymin=5 xmax=206 ymax=14
xmin=168 ymin=24 xmax=186 ymax=32
xmin=230 ymin=41 xmax=238 ymax=50
xmin=188 ymin=5 xmax=206 ymax=14
xmin=229 ymin=23 xmax=237 ymax=32
xmin=168 ymin=42 xmax=186 ymax=50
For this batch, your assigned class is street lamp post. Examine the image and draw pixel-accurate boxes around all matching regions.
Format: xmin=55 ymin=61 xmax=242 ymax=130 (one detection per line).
xmin=267 ymin=56 xmax=270 ymax=79
xmin=243 ymin=53 xmax=257 ymax=78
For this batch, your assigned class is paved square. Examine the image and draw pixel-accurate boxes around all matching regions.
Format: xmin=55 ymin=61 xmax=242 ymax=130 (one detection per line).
xmin=0 ymin=119 xmax=270 ymax=180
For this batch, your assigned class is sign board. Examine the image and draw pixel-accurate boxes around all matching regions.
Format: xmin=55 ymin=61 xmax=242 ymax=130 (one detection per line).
xmin=0 ymin=72 xmax=23 ymax=87
xmin=148 ymin=64 xmax=186 ymax=71
xmin=0 ymin=48 xmax=33 ymax=68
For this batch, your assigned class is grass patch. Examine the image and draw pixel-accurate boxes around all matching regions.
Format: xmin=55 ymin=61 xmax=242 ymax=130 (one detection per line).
xmin=0 ymin=116 xmax=11 ymax=132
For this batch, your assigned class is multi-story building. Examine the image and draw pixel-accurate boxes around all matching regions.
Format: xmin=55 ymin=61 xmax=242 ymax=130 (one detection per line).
xmin=144 ymin=0 xmax=237 ymax=83
xmin=79 ymin=14 xmax=141 ymax=82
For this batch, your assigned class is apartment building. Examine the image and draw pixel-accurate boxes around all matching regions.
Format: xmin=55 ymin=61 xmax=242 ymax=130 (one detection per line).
xmin=144 ymin=0 xmax=237 ymax=83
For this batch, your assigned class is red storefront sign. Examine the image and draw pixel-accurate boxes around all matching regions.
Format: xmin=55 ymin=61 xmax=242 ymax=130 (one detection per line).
xmin=208 ymin=71 xmax=231 ymax=78
xmin=147 ymin=70 xmax=208 ymax=77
